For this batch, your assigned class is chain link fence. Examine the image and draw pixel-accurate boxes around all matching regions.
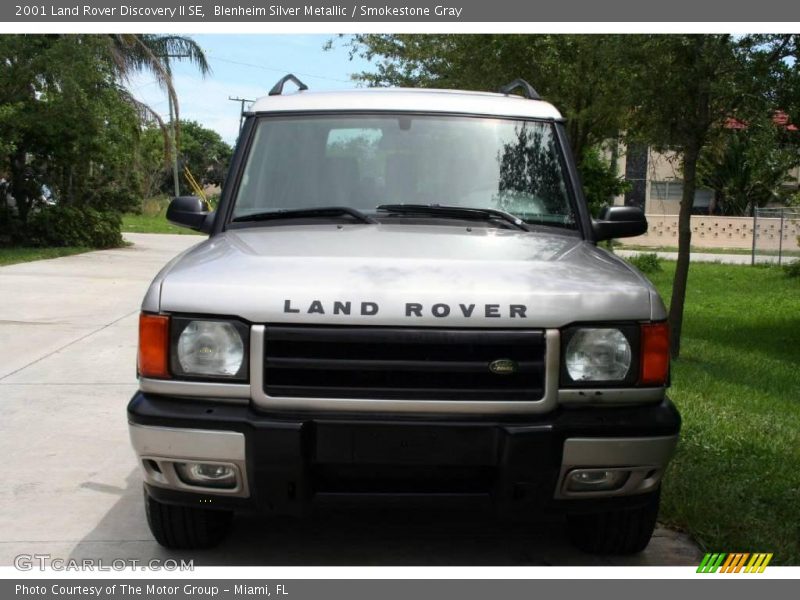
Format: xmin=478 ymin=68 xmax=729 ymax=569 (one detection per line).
xmin=751 ymin=207 xmax=800 ymax=265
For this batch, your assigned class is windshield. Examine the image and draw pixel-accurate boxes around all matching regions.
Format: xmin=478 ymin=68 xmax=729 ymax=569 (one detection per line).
xmin=231 ymin=114 xmax=577 ymax=228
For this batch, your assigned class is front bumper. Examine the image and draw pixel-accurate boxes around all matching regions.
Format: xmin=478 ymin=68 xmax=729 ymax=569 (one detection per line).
xmin=128 ymin=392 xmax=680 ymax=515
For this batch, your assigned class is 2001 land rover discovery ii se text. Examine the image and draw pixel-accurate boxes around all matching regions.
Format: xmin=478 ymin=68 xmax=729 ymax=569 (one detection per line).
xmin=128 ymin=75 xmax=679 ymax=555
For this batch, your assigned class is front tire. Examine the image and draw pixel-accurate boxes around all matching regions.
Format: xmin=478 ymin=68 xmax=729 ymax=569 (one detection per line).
xmin=144 ymin=489 xmax=233 ymax=549
xmin=566 ymin=489 xmax=660 ymax=555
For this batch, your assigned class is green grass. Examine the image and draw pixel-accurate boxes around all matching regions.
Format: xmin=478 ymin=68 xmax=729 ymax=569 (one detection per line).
xmin=121 ymin=198 xmax=202 ymax=235
xmin=121 ymin=212 xmax=200 ymax=235
xmin=0 ymin=246 xmax=91 ymax=266
xmin=647 ymin=261 xmax=800 ymax=564
xmin=622 ymin=244 xmax=800 ymax=257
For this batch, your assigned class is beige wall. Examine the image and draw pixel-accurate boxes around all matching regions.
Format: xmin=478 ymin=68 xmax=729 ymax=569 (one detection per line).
xmin=645 ymin=196 xmax=682 ymax=216
xmin=611 ymin=146 xmax=690 ymax=215
xmin=614 ymin=144 xmax=798 ymax=216
xmin=625 ymin=214 xmax=800 ymax=251
xmin=644 ymin=149 xmax=688 ymax=216
xmin=787 ymin=165 xmax=800 ymax=187
xmin=647 ymin=149 xmax=682 ymax=181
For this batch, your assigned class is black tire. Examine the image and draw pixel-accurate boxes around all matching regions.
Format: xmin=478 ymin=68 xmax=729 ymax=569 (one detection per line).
xmin=566 ymin=490 xmax=660 ymax=555
xmin=144 ymin=489 xmax=233 ymax=549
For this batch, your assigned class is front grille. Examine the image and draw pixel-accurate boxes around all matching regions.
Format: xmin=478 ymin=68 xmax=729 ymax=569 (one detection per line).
xmin=263 ymin=326 xmax=547 ymax=400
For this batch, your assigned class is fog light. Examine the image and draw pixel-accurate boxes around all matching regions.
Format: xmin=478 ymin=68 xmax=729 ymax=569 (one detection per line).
xmin=175 ymin=462 xmax=237 ymax=489
xmin=566 ymin=469 xmax=629 ymax=492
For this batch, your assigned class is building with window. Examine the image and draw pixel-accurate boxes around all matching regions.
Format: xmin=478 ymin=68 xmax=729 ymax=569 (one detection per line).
xmin=613 ymin=112 xmax=799 ymax=216
xmin=609 ymin=125 xmax=800 ymax=251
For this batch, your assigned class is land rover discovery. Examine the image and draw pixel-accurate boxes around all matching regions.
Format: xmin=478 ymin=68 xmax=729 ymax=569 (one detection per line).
xmin=128 ymin=75 xmax=680 ymax=555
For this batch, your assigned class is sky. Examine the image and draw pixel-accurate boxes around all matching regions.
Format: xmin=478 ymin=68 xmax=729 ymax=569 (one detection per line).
xmin=127 ymin=35 xmax=374 ymax=145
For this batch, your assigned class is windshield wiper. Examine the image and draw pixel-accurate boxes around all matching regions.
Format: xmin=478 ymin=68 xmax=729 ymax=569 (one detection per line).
xmin=232 ymin=206 xmax=378 ymax=225
xmin=376 ymin=204 xmax=531 ymax=232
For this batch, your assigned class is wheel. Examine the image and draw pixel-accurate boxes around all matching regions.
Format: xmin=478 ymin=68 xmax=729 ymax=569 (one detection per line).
xmin=566 ymin=490 xmax=660 ymax=555
xmin=144 ymin=489 xmax=233 ymax=549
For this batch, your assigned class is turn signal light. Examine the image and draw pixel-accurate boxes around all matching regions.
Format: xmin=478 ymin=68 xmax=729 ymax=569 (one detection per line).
xmin=138 ymin=313 xmax=170 ymax=379
xmin=640 ymin=321 xmax=670 ymax=385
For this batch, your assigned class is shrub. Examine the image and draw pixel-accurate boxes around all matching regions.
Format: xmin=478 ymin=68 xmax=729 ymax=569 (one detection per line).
xmin=140 ymin=196 xmax=168 ymax=217
xmin=627 ymin=252 xmax=662 ymax=274
xmin=579 ymin=146 xmax=631 ymax=217
xmin=600 ymin=239 xmax=618 ymax=254
xmin=206 ymin=194 xmax=221 ymax=209
xmin=81 ymin=172 xmax=142 ymax=215
xmin=17 ymin=205 xmax=123 ymax=249
xmin=783 ymin=260 xmax=800 ymax=279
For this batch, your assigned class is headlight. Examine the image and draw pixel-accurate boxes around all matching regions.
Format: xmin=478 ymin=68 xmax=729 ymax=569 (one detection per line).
xmin=565 ymin=328 xmax=631 ymax=382
xmin=173 ymin=319 xmax=248 ymax=379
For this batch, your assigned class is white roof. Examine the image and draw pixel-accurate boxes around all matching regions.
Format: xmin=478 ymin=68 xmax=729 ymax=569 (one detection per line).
xmin=249 ymin=87 xmax=563 ymax=120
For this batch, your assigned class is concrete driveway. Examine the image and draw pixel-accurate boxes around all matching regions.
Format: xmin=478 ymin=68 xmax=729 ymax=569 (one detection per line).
xmin=0 ymin=233 xmax=702 ymax=567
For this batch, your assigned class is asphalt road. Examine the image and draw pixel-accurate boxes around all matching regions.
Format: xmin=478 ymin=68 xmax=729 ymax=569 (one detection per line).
xmin=0 ymin=233 xmax=702 ymax=567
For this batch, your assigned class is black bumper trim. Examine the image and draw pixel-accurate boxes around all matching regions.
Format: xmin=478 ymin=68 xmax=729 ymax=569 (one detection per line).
xmin=129 ymin=392 xmax=680 ymax=515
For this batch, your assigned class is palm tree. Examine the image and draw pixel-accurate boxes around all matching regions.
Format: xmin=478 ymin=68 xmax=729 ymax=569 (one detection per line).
xmin=103 ymin=35 xmax=211 ymax=193
xmin=105 ymin=34 xmax=210 ymax=127
xmin=698 ymin=125 xmax=797 ymax=216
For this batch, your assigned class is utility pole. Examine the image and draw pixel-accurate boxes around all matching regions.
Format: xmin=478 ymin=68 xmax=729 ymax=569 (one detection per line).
xmin=228 ymin=96 xmax=255 ymax=137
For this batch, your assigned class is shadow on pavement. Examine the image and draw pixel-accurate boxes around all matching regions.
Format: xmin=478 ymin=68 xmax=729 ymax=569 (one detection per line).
xmin=67 ymin=469 xmax=701 ymax=567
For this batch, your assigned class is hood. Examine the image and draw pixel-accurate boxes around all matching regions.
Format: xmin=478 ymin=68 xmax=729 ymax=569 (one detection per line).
xmin=155 ymin=224 xmax=661 ymax=327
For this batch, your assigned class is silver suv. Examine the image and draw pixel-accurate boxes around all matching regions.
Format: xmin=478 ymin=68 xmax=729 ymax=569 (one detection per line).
xmin=129 ymin=75 xmax=680 ymax=555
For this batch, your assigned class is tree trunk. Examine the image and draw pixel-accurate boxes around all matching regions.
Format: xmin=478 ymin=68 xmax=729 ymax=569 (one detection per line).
xmin=9 ymin=148 xmax=31 ymax=223
xmin=668 ymin=144 xmax=699 ymax=358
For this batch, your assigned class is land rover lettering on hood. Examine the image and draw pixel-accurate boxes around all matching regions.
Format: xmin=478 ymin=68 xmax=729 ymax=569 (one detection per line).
xmin=128 ymin=75 xmax=679 ymax=556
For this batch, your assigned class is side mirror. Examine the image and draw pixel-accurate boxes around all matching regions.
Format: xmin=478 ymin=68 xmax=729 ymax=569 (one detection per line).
xmin=166 ymin=196 xmax=214 ymax=233
xmin=592 ymin=206 xmax=647 ymax=241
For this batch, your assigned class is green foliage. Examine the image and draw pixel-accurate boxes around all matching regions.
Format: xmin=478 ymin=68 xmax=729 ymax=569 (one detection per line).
xmin=206 ymin=193 xmax=221 ymax=210
xmin=177 ymin=120 xmax=232 ymax=188
xmin=626 ymin=252 xmax=662 ymax=274
xmin=783 ymin=259 xmax=800 ymax=278
xmin=0 ymin=35 xmax=142 ymax=222
xmin=599 ymin=239 xmax=618 ymax=253
xmin=698 ymin=121 xmax=800 ymax=216
xmin=579 ymin=145 xmax=630 ymax=216
xmin=16 ymin=206 xmax=122 ymax=249
xmin=624 ymin=36 xmax=742 ymax=152
xmin=619 ymin=34 xmax=798 ymax=356
xmin=0 ymin=34 xmax=211 ymax=248
xmin=106 ymin=34 xmax=210 ymax=130
xmin=140 ymin=120 xmax=233 ymax=197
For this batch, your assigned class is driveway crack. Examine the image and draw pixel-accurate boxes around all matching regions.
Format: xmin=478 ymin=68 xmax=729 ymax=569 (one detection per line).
xmin=0 ymin=309 xmax=139 ymax=382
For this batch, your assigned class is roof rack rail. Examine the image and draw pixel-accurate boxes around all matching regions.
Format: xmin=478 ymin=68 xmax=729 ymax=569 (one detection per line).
xmin=269 ymin=74 xmax=309 ymax=96
xmin=497 ymin=79 xmax=541 ymax=101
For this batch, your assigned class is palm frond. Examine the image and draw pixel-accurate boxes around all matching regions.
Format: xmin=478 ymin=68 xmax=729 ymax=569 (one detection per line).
xmin=105 ymin=35 xmax=176 ymax=137
xmin=105 ymin=34 xmax=209 ymax=152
